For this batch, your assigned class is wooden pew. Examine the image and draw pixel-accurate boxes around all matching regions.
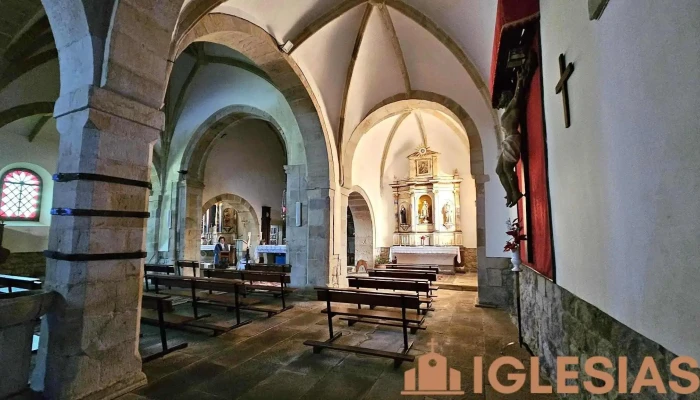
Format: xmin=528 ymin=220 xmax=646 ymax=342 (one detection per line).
xmin=0 ymin=274 xmax=42 ymax=293
xmin=367 ymin=270 xmax=439 ymax=297
xmin=140 ymin=293 xmax=188 ymax=361
xmin=347 ymin=276 xmax=434 ymax=314
xmin=143 ymin=264 xmax=175 ymax=292
xmin=145 ymin=274 xmax=252 ymax=335
xmin=246 ymin=263 xmax=292 ymax=274
xmin=177 ymin=260 xmax=200 ymax=277
xmin=201 ymin=269 xmax=293 ymax=316
xmin=385 ymin=265 xmax=440 ymax=273
xmin=304 ymin=287 xmax=423 ymax=367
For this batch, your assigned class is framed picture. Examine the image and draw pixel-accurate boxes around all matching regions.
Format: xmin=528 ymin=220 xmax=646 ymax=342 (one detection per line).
xmin=416 ymin=160 xmax=431 ymax=176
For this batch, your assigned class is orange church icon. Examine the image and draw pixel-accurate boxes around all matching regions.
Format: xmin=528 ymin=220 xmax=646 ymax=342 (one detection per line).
xmin=402 ymin=339 xmax=464 ymax=395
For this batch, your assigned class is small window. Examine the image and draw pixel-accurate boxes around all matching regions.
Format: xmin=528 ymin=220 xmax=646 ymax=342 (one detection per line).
xmin=0 ymin=169 xmax=42 ymax=221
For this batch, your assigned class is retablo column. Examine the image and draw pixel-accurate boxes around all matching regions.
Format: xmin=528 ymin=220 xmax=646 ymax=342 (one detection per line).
xmin=32 ymin=86 xmax=162 ymax=399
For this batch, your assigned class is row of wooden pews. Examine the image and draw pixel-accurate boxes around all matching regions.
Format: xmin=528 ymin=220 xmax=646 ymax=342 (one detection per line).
xmin=140 ymin=261 xmax=294 ymax=361
xmin=304 ymin=263 xmax=441 ymax=367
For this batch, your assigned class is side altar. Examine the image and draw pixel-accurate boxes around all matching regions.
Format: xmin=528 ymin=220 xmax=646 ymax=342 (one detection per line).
xmin=391 ymin=146 xmax=463 ymax=247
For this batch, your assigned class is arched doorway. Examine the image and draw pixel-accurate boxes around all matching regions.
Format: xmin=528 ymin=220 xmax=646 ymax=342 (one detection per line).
xmin=347 ymin=188 xmax=375 ymax=270
xmin=201 ymin=193 xmax=260 ymax=264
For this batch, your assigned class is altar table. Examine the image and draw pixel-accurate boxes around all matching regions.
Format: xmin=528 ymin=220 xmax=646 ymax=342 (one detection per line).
xmin=389 ymin=246 xmax=460 ymax=270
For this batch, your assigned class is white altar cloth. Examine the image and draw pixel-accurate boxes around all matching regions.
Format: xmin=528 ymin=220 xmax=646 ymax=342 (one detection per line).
xmin=390 ymin=246 xmax=460 ymax=263
xmin=255 ymin=245 xmax=287 ymax=260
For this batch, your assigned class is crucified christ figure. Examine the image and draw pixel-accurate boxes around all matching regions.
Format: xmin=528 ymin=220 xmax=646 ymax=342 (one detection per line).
xmin=496 ymin=50 xmax=538 ymax=208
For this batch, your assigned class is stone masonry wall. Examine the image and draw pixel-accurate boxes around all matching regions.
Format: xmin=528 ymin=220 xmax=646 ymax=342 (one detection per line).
xmin=518 ymin=267 xmax=700 ymax=399
xmin=0 ymin=252 xmax=46 ymax=278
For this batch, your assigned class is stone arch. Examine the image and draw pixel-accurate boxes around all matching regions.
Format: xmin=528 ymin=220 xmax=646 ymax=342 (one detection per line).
xmin=180 ymin=105 xmax=288 ymax=181
xmin=348 ymin=186 xmax=375 ymax=269
xmin=171 ymin=13 xmax=335 ymax=189
xmin=343 ymin=91 xmax=487 ymax=289
xmin=201 ymin=193 xmax=261 ymax=254
xmin=343 ymin=90 xmax=485 ymax=186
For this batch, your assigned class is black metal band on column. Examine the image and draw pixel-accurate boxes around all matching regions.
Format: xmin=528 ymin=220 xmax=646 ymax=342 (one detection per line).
xmin=51 ymin=208 xmax=150 ymax=218
xmin=53 ymin=173 xmax=152 ymax=190
xmin=43 ymin=251 xmax=147 ymax=261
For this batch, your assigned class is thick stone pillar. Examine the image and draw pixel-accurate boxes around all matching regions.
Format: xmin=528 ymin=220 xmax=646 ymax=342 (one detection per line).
xmin=285 ymin=165 xmax=309 ymax=286
xmin=32 ymin=86 xmax=162 ymax=399
xmin=176 ymin=178 xmax=204 ymax=263
xmin=338 ymin=189 xmax=349 ymax=277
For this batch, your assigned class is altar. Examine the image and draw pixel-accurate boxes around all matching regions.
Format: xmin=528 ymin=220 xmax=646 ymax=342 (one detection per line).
xmin=389 ymin=145 xmax=464 ymax=269
xmin=255 ymin=244 xmax=286 ymax=264
xmin=390 ymin=245 xmax=460 ymax=270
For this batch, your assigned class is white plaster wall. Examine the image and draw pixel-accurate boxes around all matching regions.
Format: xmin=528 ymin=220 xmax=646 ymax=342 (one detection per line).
xmin=352 ymin=112 xmax=477 ymax=249
xmin=202 ymin=119 xmax=287 ymax=228
xmin=540 ymin=0 xmax=700 ymax=359
xmin=0 ymin=131 xmax=58 ymax=253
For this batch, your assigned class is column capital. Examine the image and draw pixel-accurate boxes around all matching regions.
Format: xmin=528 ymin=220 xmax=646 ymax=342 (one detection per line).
xmin=54 ymin=85 xmax=164 ymax=131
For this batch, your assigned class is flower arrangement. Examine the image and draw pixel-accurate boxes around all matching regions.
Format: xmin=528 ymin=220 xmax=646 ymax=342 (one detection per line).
xmin=504 ymin=218 xmax=527 ymax=252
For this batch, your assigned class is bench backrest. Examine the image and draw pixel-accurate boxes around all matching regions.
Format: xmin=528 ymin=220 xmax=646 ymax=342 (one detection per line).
xmin=202 ymin=269 xmax=290 ymax=284
xmin=369 ymin=270 xmax=437 ymax=281
xmin=347 ymin=277 xmax=430 ymax=292
xmin=177 ymin=260 xmax=199 ymax=270
xmin=146 ymin=274 xmax=242 ymax=292
xmin=144 ymin=264 xmax=175 ymax=274
xmin=385 ymin=265 xmax=439 ymax=272
xmin=246 ymin=264 xmax=292 ymax=273
xmin=0 ymin=274 xmax=42 ymax=290
xmin=142 ymin=293 xmax=174 ymax=312
xmin=316 ymin=287 xmax=420 ymax=309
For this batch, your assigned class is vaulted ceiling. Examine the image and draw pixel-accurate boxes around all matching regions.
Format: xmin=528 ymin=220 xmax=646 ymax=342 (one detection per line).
xmin=198 ymin=0 xmax=498 ymax=175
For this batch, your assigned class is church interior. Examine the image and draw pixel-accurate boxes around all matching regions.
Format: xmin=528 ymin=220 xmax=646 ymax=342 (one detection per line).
xmin=0 ymin=0 xmax=699 ymax=399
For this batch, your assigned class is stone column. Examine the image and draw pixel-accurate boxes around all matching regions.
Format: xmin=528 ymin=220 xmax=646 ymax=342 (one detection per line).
xmin=32 ymin=86 xmax=162 ymax=399
xmin=177 ymin=177 xmax=204 ymax=263
xmin=307 ymin=187 xmax=332 ymax=286
xmin=338 ymin=189 xmax=349 ymax=278
xmin=285 ymin=165 xmax=309 ymax=286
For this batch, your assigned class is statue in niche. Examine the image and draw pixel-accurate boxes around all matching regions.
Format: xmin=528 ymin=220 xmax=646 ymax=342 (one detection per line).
xmin=400 ymin=205 xmax=407 ymax=225
xmin=496 ymin=50 xmax=538 ymax=208
xmin=419 ymin=199 xmax=432 ymax=224
xmin=442 ymin=201 xmax=454 ymax=226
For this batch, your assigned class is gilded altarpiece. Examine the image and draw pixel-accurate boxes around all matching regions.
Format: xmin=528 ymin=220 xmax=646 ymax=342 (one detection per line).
xmin=391 ymin=147 xmax=463 ymax=246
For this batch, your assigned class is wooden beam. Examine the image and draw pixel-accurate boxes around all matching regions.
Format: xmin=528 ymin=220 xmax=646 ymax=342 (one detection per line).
xmin=27 ymin=115 xmax=51 ymax=142
xmin=288 ymin=0 xmax=368 ymax=54
xmin=379 ymin=112 xmax=410 ymax=188
xmin=0 ymin=102 xmax=54 ymax=131
xmin=377 ymin=4 xmax=411 ymax=95
xmin=0 ymin=49 xmax=57 ymax=92
xmin=338 ymin=3 xmax=373 ymax=181
xmin=4 ymin=16 xmax=51 ymax=62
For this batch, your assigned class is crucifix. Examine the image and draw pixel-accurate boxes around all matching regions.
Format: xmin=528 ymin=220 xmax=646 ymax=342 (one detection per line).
xmin=555 ymin=53 xmax=575 ymax=128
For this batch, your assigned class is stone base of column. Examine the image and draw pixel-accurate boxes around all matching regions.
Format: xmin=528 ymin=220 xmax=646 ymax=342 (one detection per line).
xmin=80 ymin=372 xmax=147 ymax=400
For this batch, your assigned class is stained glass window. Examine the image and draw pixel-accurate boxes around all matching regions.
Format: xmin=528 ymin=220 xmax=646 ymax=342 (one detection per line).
xmin=0 ymin=169 xmax=42 ymax=221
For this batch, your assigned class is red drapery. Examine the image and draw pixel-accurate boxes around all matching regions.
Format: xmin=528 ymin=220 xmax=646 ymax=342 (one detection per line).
xmin=491 ymin=0 xmax=554 ymax=280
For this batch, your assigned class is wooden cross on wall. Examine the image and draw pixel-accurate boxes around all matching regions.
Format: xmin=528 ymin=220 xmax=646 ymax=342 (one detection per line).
xmin=555 ymin=53 xmax=575 ymax=128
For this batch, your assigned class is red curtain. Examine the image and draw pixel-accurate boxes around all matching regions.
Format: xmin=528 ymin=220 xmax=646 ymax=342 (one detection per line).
xmin=491 ymin=0 xmax=554 ymax=280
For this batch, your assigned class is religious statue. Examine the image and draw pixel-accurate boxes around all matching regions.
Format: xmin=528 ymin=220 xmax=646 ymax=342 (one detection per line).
xmin=495 ymin=50 xmax=538 ymax=208
xmin=400 ymin=205 xmax=407 ymax=225
xmin=442 ymin=201 xmax=454 ymax=225
xmin=419 ymin=200 xmax=431 ymax=224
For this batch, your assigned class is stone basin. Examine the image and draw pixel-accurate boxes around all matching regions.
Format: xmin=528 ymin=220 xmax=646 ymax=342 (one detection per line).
xmin=0 ymin=290 xmax=55 ymax=398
